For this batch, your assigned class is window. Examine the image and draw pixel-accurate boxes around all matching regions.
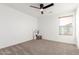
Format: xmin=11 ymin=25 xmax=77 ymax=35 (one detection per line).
xmin=59 ymin=15 xmax=73 ymax=35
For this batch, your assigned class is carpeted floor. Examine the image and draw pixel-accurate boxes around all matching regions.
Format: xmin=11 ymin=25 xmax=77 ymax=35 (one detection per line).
xmin=0 ymin=39 xmax=79 ymax=55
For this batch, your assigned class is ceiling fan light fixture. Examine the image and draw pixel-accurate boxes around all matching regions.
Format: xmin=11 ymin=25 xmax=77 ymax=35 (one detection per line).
xmin=40 ymin=9 xmax=43 ymax=12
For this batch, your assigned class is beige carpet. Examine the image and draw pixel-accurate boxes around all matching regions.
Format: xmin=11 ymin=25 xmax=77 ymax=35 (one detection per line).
xmin=0 ymin=39 xmax=79 ymax=55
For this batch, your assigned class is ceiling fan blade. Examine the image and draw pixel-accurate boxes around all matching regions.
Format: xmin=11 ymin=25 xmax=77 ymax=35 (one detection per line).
xmin=43 ymin=3 xmax=54 ymax=9
xmin=30 ymin=6 xmax=40 ymax=9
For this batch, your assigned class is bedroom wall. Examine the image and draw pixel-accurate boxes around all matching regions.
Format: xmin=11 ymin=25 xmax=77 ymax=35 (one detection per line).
xmin=76 ymin=7 xmax=79 ymax=48
xmin=0 ymin=4 xmax=38 ymax=48
xmin=38 ymin=12 xmax=76 ymax=44
xmin=38 ymin=15 xmax=57 ymax=40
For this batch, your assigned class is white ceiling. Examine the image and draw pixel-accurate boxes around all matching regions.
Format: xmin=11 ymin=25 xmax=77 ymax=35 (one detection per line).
xmin=3 ymin=3 xmax=78 ymax=18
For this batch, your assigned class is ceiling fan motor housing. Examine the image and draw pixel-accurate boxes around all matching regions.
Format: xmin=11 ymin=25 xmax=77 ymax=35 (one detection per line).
xmin=40 ymin=4 xmax=44 ymax=9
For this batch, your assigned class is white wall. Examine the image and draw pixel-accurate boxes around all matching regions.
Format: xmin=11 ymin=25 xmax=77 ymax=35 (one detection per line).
xmin=76 ymin=7 xmax=79 ymax=48
xmin=0 ymin=4 xmax=38 ymax=48
xmin=38 ymin=12 xmax=76 ymax=44
xmin=38 ymin=15 xmax=57 ymax=40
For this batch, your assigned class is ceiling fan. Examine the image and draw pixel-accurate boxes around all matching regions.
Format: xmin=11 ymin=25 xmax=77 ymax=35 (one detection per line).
xmin=30 ymin=3 xmax=54 ymax=14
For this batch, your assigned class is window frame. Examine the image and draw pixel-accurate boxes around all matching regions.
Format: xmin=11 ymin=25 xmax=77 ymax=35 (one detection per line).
xmin=58 ymin=15 xmax=73 ymax=36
